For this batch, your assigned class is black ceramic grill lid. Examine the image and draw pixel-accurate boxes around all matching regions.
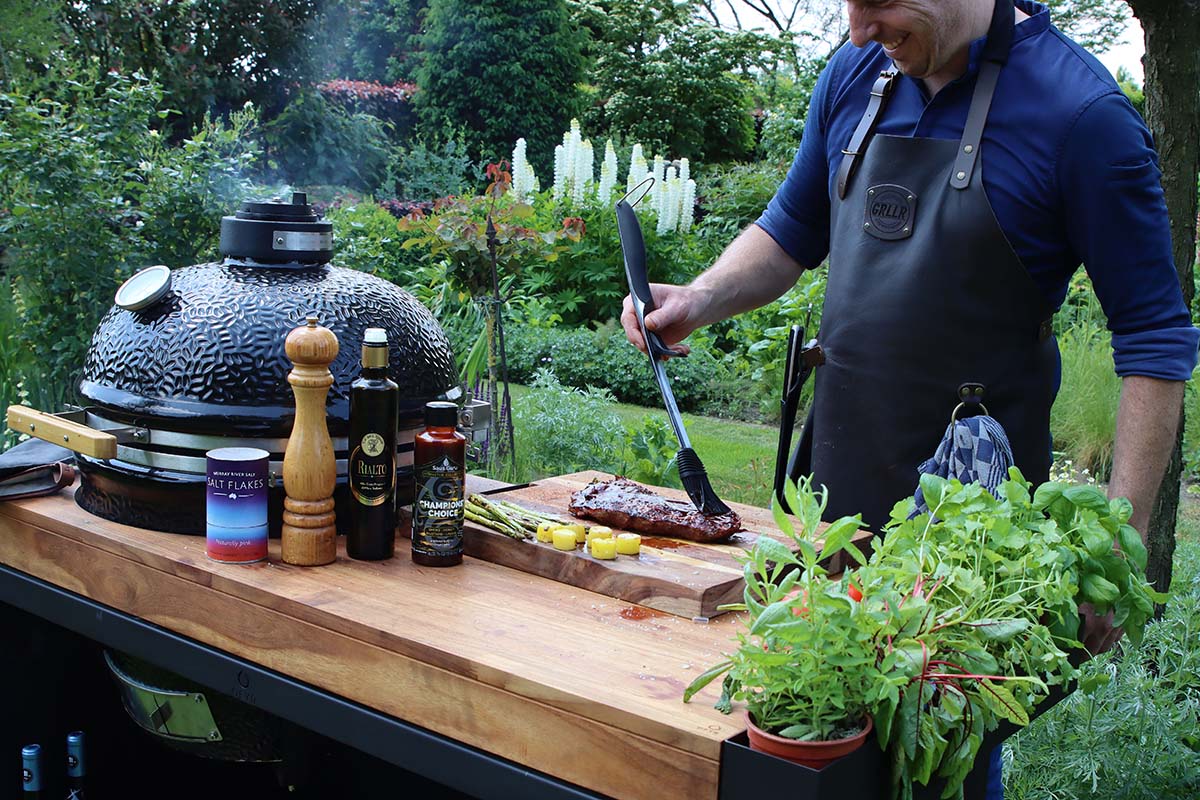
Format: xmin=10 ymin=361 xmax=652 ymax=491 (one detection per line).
xmin=80 ymin=194 xmax=456 ymax=437
xmin=71 ymin=193 xmax=458 ymax=535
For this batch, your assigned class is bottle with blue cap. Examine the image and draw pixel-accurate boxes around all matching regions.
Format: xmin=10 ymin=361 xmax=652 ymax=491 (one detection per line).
xmin=65 ymin=731 xmax=86 ymax=799
xmin=21 ymin=743 xmax=42 ymax=798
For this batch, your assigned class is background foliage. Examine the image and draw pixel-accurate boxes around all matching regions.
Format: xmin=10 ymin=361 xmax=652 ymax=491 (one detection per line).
xmin=416 ymin=0 xmax=585 ymax=172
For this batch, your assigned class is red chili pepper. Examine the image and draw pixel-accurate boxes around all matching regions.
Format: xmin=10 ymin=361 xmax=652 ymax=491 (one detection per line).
xmin=848 ymin=582 xmax=864 ymax=602
xmin=783 ymin=587 xmax=809 ymax=617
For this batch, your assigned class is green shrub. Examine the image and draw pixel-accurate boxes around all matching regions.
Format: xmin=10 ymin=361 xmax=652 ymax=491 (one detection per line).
xmin=695 ymin=162 xmax=788 ymax=242
xmin=0 ymin=286 xmax=25 ymax=451
xmin=383 ymin=135 xmax=481 ymax=201
xmin=1050 ymin=324 xmax=1121 ymax=480
xmin=514 ymin=190 xmax=721 ymax=327
xmin=621 ymin=414 xmax=681 ymax=489
xmin=0 ymin=70 xmax=262 ymax=410
xmin=261 ymin=90 xmax=391 ymax=192
xmin=506 ymin=323 xmax=723 ymax=411
xmin=326 ymin=201 xmax=426 ymax=287
xmin=416 ymin=0 xmax=584 ymax=172
xmin=512 ymin=369 xmax=624 ymax=478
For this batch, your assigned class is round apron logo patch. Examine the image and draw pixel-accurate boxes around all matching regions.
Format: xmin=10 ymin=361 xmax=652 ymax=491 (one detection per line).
xmin=864 ymin=184 xmax=917 ymax=241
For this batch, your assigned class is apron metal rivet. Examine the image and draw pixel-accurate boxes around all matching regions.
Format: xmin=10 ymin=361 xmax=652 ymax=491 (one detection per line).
xmin=868 ymin=189 xmax=875 ymax=196
xmin=903 ymin=227 xmax=910 ymax=233
xmin=964 ymin=144 xmax=974 ymax=154
xmin=956 ymin=171 xmax=966 ymax=180
xmin=864 ymin=223 xmax=871 ymax=229
xmin=907 ymin=195 xmax=914 ymax=201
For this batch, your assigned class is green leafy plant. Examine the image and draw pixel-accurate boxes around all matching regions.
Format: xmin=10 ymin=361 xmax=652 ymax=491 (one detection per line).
xmin=859 ymin=471 xmax=1165 ymax=799
xmin=683 ymin=476 xmax=875 ymax=742
xmin=620 ymin=415 xmax=681 ymax=489
xmin=511 ymin=369 xmax=624 ymax=478
xmin=1004 ymin=538 xmax=1200 ymax=800
xmin=0 ymin=69 xmax=262 ymax=411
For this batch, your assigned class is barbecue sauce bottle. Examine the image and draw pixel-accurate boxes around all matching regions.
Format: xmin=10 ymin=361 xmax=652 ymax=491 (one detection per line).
xmin=347 ymin=328 xmax=398 ymax=561
xmin=411 ymin=401 xmax=464 ymax=567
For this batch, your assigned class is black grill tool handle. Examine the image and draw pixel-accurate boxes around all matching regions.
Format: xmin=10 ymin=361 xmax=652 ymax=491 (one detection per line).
xmin=616 ymin=198 xmax=730 ymax=517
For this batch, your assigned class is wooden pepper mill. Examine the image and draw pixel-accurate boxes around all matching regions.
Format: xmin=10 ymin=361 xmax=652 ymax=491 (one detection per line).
xmin=281 ymin=314 xmax=339 ymax=566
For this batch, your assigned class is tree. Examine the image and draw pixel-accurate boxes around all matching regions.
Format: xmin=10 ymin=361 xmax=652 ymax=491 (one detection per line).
xmin=572 ymin=0 xmax=770 ymax=164
xmin=315 ymin=0 xmax=427 ymax=84
xmin=1125 ymin=0 xmax=1200 ymax=610
xmin=1115 ymin=65 xmax=1145 ymax=118
xmin=416 ymin=0 xmax=584 ymax=172
xmin=60 ymin=0 xmax=327 ymax=136
xmin=0 ymin=0 xmax=60 ymax=86
xmin=1044 ymin=0 xmax=1129 ymax=53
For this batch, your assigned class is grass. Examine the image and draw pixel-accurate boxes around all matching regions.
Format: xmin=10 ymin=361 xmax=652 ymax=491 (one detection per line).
xmin=1050 ymin=324 xmax=1122 ymax=481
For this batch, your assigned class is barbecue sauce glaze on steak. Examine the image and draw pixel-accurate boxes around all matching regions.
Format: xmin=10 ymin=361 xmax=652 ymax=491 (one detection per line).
xmin=568 ymin=477 xmax=742 ymax=542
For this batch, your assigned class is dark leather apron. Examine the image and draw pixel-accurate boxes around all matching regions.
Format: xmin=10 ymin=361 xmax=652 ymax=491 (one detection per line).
xmin=793 ymin=0 xmax=1058 ymax=531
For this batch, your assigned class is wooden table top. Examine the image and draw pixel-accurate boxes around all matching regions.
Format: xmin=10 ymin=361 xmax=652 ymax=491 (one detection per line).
xmin=0 ymin=478 xmax=757 ymax=800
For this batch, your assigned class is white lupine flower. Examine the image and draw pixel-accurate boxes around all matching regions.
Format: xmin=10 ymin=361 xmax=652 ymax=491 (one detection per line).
xmin=511 ymin=138 xmax=537 ymax=203
xmin=651 ymin=155 xmax=665 ymax=212
xmin=572 ymin=139 xmax=593 ymax=206
xmin=678 ymin=158 xmax=689 ymax=186
xmin=598 ymin=140 xmax=618 ymax=201
xmin=627 ymin=147 xmax=648 ymax=197
xmin=680 ymin=178 xmax=696 ymax=232
xmin=552 ymin=143 xmax=567 ymax=200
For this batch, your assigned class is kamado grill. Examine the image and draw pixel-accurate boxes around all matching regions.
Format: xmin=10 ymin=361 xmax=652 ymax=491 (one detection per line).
xmin=11 ymin=193 xmax=470 ymax=536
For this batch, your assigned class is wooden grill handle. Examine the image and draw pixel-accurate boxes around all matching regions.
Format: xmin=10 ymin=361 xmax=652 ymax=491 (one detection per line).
xmin=6 ymin=405 xmax=117 ymax=460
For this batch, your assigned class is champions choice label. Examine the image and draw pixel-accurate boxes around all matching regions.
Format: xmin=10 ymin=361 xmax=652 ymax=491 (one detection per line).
xmin=412 ymin=455 xmax=464 ymax=557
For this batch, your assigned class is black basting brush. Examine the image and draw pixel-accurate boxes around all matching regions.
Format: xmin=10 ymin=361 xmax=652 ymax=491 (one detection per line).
xmin=615 ymin=186 xmax=732 ymax=517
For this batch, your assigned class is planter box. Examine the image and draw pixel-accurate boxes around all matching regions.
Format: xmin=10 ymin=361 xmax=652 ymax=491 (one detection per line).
xmin=718 ymin=731 xmax=1001 ymax=800
xmin=719 ymin=731 xmax=889 ymax=800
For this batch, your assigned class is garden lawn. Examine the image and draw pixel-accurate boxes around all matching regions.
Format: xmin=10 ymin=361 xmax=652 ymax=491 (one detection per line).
xmin=506 ymin=382 xmax=780 ymax=508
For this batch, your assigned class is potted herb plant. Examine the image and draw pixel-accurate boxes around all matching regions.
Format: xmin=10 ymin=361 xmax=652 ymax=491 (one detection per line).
xmin=684 ymin=475 xmax=880 ymax=769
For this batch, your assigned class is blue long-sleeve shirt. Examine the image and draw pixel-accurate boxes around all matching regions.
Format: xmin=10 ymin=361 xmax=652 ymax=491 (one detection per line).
xmin=757 ymin=0 xmax=1198 ymax=381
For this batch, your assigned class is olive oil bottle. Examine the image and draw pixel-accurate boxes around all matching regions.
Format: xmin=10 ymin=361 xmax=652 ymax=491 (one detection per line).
xmin=348 ymin=328 xmax=398 ymax=560
xmin=411 ymin=401 xmax=465 ymax=567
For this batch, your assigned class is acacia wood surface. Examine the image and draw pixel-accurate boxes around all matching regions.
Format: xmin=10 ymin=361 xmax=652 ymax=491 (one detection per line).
xmin=0 ymin=478 xmax=762 ymax=800
xmin=455 ymin=471 xmax=874 ymax=619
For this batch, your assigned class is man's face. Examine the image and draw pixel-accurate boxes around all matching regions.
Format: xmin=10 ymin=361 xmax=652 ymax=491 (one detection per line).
xmin=846 ymin=0 xmax=975 ymax=80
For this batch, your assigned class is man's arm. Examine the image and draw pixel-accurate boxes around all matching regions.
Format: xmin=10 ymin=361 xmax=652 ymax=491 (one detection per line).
xmin=1080 ymin=375 xmax=1183 ymax=655
xmin=1107 ymin=375 xmax=1185 ymax=536
xmin=621 ymin=224 xmax=805 ymax=355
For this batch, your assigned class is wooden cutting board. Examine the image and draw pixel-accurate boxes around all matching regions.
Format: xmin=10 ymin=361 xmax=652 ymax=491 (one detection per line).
xmin=448 ymin=471 xmax=874 ymax=619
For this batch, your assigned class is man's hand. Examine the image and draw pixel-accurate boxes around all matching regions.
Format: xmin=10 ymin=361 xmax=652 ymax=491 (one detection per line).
xmin=620 ymin=283 xmax=712 ymax=357
xmin=620 ymin=224 xmax=807 ymax=357
xmin=1078 ymin=602 xmax=1123 ymax=656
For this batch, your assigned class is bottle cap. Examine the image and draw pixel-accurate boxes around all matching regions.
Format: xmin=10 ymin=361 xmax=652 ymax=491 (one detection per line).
xmin=67 ymin=731 xmax=85 ymax=777
xmin=425 ymin=401 xmax=459 ymax=428
xmin=363 ymin=328 xmax=387 ymax=345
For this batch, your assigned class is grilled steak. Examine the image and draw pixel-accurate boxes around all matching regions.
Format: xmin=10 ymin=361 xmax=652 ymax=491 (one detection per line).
xmin=568 ymin=477 xmax=742 ymax=542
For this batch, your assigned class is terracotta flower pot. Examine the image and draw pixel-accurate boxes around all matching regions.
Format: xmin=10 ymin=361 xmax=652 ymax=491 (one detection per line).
xmin=744 ymin=712 xmax=874 ymax=770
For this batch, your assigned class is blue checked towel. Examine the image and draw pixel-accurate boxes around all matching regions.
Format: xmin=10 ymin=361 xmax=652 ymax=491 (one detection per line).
xmin=911 ymin=414 xmax=1014 ymax=516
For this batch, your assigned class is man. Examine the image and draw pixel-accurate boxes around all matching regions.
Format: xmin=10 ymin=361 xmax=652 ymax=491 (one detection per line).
xmin=625 ymin=0 xmax=1194 ymax=560
xmin=624 ymin=0 xmax=1197 ymax=793
xmin=624 ymin=0 xmax=1197 ymax=693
